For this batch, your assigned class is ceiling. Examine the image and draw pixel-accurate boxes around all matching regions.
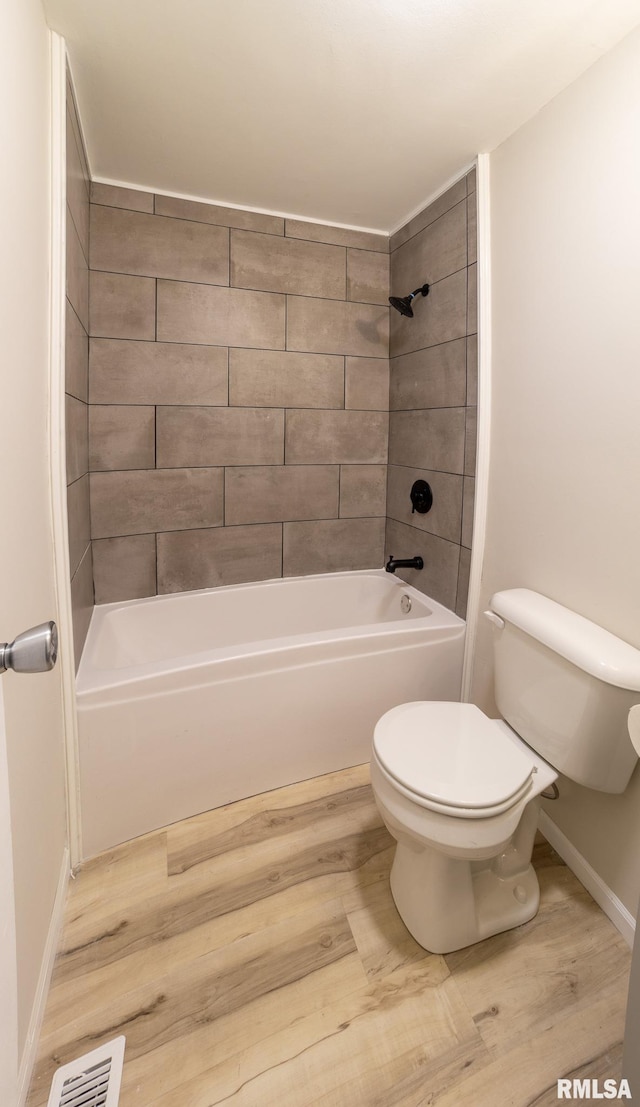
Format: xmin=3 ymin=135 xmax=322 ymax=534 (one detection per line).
xmin=43 ymin=0 xmax=640 ymax=232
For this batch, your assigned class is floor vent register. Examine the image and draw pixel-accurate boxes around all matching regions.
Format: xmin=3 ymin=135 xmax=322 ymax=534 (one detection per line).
xmin=46 ymin=1037 xmax=125 ymax=1107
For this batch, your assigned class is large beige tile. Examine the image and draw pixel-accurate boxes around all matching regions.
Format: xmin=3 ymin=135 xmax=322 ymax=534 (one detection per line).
xmin=225 ymin=466 xmax=339 ymax=525
xmin=387 ymin=464 xmax=463 ymax=544
xmin=283 ymin=518 xmax=385 ymax=576
xmin=390 ymin=177 xmax=467 ymax=252
xmin=157 ymin=280 xmax=285 ymax=349
xmin=384 ymin=518 xmax=460 ymax=609
xmin=157 ymin=407 xmax=284 ymax=467
xmin=90 ymin=339 xmax=228 ymax=406
xmin=66 ymin=215 xmax=89 ymax=332
xmin=285 ymin=219 xmax=388 ymax=253
xmin=287 ymin=297 xmax=388 ymax=358
xmin=229 ymin=349 xmax=343 ymax=409
xmin=286 ymin=410 xmax=387 ymax=464
xmin=346 ymin=250 xmax=389 ymax=305
xmin=390 ymin=268 xmax=466 ymax=358
xmin=66 ymin=301 xmax=88 ymax=402
xmin=92 ymin=534 xmax=157 ymax=604
xmin=90 ymin=182 xmax=154 ymax=212
xmin=70 ymin=545 xmax=94 ymax=671
xmin=90 ymin=468 xmax=223 ymax=538
xmin=231 ymin=229 xmax=345 ymax=299
xmin=90 ymin=272 xmax=156 ymax=340
xmin=339 ymin=465 xmax=387 ymax=518
xmin=89 ymin=406 xmax=155 ymax=471
xmin=390 ymin=339 xmax=466 ymax=410
xmin=66 ymin=474 xmax=90 ymax=578
xmin=66 ymin=106 xmax=89 ymax=261
xmin=389 ymin=408 xmax=465 ymax=472
xmin=155 ymin=194 xmax=284 ymax=235
xmin=391 ymin=200 xmax=467 ymax=295
xmin=344 ymin=357 xmax=389 ymax=410
xmin=90 ymin=206 xmax=229 ymax=285
xmin=65 ymin=395 xmax=88 ymax=484
xmin=158 ymin=524 xmax=282 ymax=593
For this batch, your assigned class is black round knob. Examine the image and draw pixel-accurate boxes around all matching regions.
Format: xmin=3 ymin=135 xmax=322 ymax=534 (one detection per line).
xmin=410 ymin=480 xmax=433 ymax=514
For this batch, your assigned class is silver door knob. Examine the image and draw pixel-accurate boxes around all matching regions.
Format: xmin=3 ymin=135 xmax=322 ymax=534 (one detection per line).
xmin=0 ymin=621 xmax=58 ymax=675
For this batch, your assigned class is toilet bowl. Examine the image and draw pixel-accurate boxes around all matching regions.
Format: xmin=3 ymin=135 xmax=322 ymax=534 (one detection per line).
xmin=370 ymin=589 xmax=640 ymax=955
xmin=371 ymin=701 xmax=557 ymax=954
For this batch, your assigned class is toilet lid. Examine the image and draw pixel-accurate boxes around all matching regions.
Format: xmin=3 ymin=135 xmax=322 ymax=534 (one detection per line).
xmin=373 ymin=702 xmax=534 ymax=810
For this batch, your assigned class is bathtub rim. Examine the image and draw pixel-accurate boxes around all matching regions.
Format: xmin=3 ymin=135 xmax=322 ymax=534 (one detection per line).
xmin=77 ymin=569 xmax=465 ymax=699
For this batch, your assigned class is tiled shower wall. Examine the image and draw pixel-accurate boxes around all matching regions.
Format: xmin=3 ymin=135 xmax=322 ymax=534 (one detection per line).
xmin=65 ymin=77 xmax=93 ymax=665
xmin=87 ymin=185 xmax=390 ymax=601
xmin=385 ymin=169 xmax=477 ymax=617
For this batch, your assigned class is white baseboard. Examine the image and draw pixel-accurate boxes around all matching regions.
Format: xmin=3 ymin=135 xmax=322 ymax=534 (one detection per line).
xmin=16 ymin=847 xmax=70 ymax=1107
xmin=539 ymin=811 xmax=635 ymax=947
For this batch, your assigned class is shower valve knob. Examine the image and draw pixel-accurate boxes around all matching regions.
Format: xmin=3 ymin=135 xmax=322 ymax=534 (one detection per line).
xmin=410 ymin=480 xmax=433 ymax=514
xmin=0 ymin=621 xmax=58 ymax=675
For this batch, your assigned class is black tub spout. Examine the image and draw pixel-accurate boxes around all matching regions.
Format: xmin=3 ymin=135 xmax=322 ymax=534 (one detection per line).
xmin=385 ymin=555 xmax=424 ymax=573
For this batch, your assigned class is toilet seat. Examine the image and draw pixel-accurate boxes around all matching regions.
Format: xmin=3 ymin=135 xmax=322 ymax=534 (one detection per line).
xmin=373 ymin=702 xmax=537 ymax=819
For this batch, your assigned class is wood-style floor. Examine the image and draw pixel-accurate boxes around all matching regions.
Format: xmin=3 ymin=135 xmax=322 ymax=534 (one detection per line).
xmin=27 ymin=764 xmax=631 ymax=1106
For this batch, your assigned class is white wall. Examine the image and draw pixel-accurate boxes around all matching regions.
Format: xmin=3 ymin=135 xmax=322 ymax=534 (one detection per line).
xmin=472 ymin=25 xmax=640 ymax=914
xmin=0 ymin=0 xmax=68 ymax=1071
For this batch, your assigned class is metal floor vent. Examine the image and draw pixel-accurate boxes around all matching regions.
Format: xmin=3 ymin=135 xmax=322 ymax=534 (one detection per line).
xmin=47 ymin=1036 xmax=125 ymax=1107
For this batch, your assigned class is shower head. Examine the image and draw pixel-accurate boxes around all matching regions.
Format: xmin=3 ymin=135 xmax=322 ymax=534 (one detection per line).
xmin=389 ymin=283 xmax=430 ymax=317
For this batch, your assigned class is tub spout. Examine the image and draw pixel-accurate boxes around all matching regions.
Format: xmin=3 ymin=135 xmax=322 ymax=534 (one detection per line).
xmin=386 ymin=555 xmax=424 ymax=573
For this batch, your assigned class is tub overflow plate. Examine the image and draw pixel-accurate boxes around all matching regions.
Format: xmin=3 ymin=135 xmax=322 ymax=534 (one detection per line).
xmin=401 ymin=594 xmax=412 ymax=614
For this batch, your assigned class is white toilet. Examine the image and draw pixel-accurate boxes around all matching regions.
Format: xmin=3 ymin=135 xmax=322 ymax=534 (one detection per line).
xmin=371 ymin=588 xmax=640 ymax=954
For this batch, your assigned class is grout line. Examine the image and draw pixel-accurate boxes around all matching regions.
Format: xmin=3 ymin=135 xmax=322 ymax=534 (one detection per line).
xmin=87 ymin=265 xmax=392 ymax=308
xmin=88 ymin=328 xmax=388 ymax=359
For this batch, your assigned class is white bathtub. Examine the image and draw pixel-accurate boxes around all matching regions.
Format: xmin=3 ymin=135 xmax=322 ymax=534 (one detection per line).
xmin=77 ymin=570 xmax=465 ymax=856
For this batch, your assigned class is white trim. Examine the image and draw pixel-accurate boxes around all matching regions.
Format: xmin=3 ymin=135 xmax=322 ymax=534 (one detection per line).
xmin=386 ymin=160 xmax=477 ymax=239
xmin=461 ymin=152 xmax=491 ymax=702
xmin=92 ymin=175 xmax=389 ymax=239
xmin=49 ymin=32 xmax=83 ymax=868
xmin=539 ymin=810 xmax=635 ymax=947
xmin=65 ymin=63 xmax=93 ymax=181
xmin=16 ymin=849 xmax=70 ymax=1107
xmin=0 ymin=681 xmax=18 ymax=1107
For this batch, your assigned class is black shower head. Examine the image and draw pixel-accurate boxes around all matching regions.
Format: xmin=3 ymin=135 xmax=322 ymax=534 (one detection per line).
xmin=389 ymin=295 xmax=415 ymax=317
xmin=389 ymin=283 xmax=430 ymax=317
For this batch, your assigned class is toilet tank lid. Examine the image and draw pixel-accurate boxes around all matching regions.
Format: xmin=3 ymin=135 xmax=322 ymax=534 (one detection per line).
xmin=490 ymin=589 xmax=640 ymax=692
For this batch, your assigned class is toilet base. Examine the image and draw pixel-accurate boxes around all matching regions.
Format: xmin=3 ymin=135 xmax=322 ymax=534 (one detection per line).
xmin=389 ymin=840 xmax=540 ymax=954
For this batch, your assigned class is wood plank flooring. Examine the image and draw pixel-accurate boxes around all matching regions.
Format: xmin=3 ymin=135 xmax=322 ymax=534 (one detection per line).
xmin=27 ymin=764 xmax=631 ymax=1106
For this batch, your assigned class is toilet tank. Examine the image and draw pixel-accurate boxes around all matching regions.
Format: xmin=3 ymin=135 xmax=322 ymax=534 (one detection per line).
xmin=489 ymin=589 xmax=640 ymax=793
